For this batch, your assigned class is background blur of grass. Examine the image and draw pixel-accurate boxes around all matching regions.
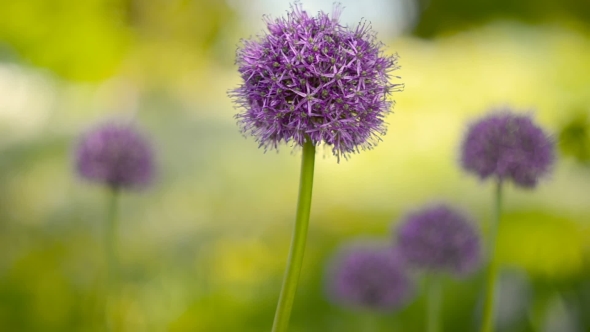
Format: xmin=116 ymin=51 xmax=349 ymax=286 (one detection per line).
xmin=1 ymin=0 xmax=590 ymax=331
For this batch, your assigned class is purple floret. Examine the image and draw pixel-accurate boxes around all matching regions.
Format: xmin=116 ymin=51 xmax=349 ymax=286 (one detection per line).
xmin=460 ymin=110 xmax=555 ymax=188
xmin=396 ymin=204 xmax=481 ymax=276
xmin=326 ymin=245 xmax=414 ymax=311
xmin=76 ymin=122 xmax=155 ymax=190
xmin=230 ymin=3 xmax=402 ymax=159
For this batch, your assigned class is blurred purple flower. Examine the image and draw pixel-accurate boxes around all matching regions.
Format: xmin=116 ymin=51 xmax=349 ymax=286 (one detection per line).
xmin=326 ymin=244 xmax=414 ymax=311
xmin=396 ymin=204 xmax=481 ymax=276
xmin=76 ymin=122 xmax=155 ymax=190
xmin=460 ymin=110 xmax=555 ymax=188
xmin=230 ymin=3 xmax=402 ymax=159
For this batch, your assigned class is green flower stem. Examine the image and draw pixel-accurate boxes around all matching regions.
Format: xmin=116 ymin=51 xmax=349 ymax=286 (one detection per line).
xmin=480 ymin=180 xmax=503 ymax=332
xmin=427 ymin=275 xmax=442 ymax=332
xmin=105 ymin=187 xmax=120 ymax=331
xmin=271 ymin=140 xmax=316 ymax=332
xmin=360 ymin=312 xmax=379 ymax=332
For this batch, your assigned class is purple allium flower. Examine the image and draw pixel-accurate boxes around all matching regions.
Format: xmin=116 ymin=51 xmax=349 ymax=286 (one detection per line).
xmin=76 ymin=122 xmax=155 ymax=190
xmin=460 ymin=110 xmax=555 ymax=188
xmin=396 ymin=204 xmax=481 ymax=276
xmin=326 ymin=244 xmax=414 ymax=311
xmin=230 ymin=3 xmax=402 ymax=159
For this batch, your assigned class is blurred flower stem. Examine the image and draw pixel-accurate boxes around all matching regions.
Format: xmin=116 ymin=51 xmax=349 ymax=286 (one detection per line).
xmin=272 ymin=139 xmax=316 ymax=332
xmin=481 ymin=180 xmax=503 ymax=332
xmin=427 ymin=275 xmax=442 ymax=332
xmin=360 ymin=312 xmax=379 ymax=331
xmin=105 ymin=187 xmax=120 ymax=331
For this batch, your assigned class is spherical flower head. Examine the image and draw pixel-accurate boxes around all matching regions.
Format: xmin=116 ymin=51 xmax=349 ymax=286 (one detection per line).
xmin=396 ymin=204 xmax=481 ymax=276
xmin=75 ymin=122 xmax=155 ymax=190
xmin=460 ymin=110 xmax=555 ymax=188
xmin=325 ymin=244 xmax=414 ymax=311
xmin=230 ymin=3 xmax=402 ymax=160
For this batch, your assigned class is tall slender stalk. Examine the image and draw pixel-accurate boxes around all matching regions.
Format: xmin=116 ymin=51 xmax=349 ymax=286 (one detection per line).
xmin=427 ymin=275 xmax=442 ymax=332
xmin=105 ymin=187 xmax=120 ymax=331
xmin=481 ymin=180 xmax=503 ymax=332
xmin=360 ymin=312 xmax=379 ymax=332
xmin=271 ymin=140 xmax=316 ymax=332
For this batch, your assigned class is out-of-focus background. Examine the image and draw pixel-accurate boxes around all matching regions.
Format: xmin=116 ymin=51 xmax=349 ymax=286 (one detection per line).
xmin=1 ymin=0 xmax=590 ymax=331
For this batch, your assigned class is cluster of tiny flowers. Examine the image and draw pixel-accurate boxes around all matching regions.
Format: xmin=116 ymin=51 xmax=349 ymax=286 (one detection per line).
xmin=396 ymin=204 xmax=481 ymax=276
xmin=76 ymin=122 xmax=155 ymax=190
xmin=230 ymin=3 xmax=401 ymax=159
xmin=460 ymin=110 xmax=555 ymax=188
xmin=326 ymin=245 xmax=414 ymax=311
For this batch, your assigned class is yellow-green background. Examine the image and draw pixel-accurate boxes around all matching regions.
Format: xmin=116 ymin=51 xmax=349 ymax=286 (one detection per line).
xmin=1 ymin=0 xmax=589 ymax=331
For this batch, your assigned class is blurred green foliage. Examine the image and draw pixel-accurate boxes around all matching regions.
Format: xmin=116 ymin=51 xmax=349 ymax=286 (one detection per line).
xmin=0 ymin=0 xmax=131 ymax=80
xmin=413 ymin=0 xmax=590 ymax=37
xmin=559 ymin=110 xmax=590 ymax=165
xmin=0 ymin=0 xmax=236 ymax=82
